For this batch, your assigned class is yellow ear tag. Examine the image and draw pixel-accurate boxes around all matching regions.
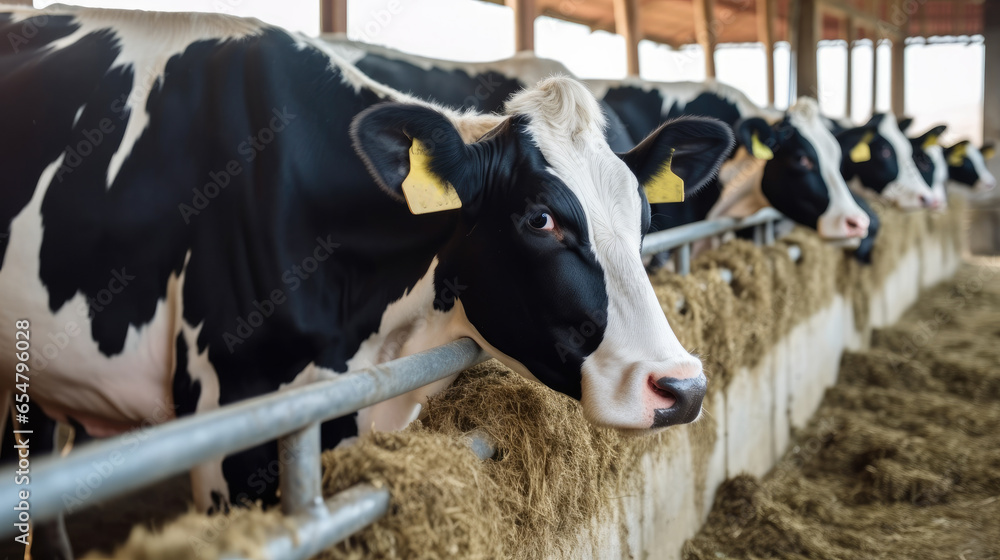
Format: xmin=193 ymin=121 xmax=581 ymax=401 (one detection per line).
xmin=947 ymin=144 xmax=968 ymax=167
xmin=849 ymin=131 xmax=874 ymax=163
xmin=981 ymin=146 xmax=996 ymax=160
xmin=921 ymin=134 xmax=939 ymax=151
xmin=750 ymin=131 xmax=774 ymax=160
xmin=400 ymin=138 xmax=462 ymax=215
xmin=643 ymin=149 xmax=684 ymax=204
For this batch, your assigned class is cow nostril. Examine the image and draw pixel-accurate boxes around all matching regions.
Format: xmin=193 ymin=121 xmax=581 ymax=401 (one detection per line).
xmin=650 ymin=375 xmax=707 ymax=428
xmin=648 ymin=377 xmax=676 ymax=401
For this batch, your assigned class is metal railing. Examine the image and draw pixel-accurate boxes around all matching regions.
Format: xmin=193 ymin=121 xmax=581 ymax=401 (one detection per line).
xmin=643 ymin=207 xmax=787 ymax=274
xmin=1 ymin=208 xmax=790 ymax=558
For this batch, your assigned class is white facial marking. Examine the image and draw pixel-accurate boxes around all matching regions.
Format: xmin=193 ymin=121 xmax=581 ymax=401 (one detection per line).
xmin=787 ymin=98 xmax=870 ymax=240
xmin=506 ymin=78 xmax=702 ymax=429
xmin=965 ymin=145 xmax=997 ymax=192
xmin=876 ymin=114 xmax=937 ymax=209
xmin=925 ymin=144 xmax=950 ymax=208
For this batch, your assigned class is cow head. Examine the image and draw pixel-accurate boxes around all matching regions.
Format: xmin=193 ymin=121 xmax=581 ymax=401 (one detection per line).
xmin=351 ymin=77 xmax=733 ymax=431
xmin=837 ymin=113 xmax=940 ymax=209
xmin=945 ymin=141 xmax=997 ymax=193
xmin=736 ymin=97 xmax=870 ymax=245
xmin=908 ymin=125 xmax=949 ymax=209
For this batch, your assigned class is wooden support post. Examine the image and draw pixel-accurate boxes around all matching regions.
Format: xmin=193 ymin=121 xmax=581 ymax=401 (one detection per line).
xmin=795 ymin=0 xmax=819 ymax=98
xmin=693 ymin=0 xmax=717 ymax=79
xmin=757 ymin=0 xmax=777 ymax=106
xmin=872 ymin=37 xmax=879 ymax=111
xmin=614 ymin=0 xmax=641 ymax=77
xmin=506 ymin=0 xmax=536 ymax=52
xmin=846 ymin=18 xmax=855 ymax=118
xmin=984 ymin=0 xmax=1000 ymax=144
xmin=890 ymin=36 xmax=905 ymax=117
xmin=319 ymin=0 xmax=347 ymax=34
xmin=870 ymin=0 xmax=880 ymax=111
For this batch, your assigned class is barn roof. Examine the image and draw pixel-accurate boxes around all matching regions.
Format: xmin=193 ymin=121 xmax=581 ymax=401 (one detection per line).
xmin=480 ymin=0 xmax=984 ymax=46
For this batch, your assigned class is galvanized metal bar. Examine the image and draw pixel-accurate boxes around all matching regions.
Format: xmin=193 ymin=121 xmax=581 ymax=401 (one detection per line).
xmin=279 ymin=422 xmax=323 ymax=516
xmin=753 ymin=224 xmax=764 ymax=245
xmin=0 ymin=338 xmax=487 ymax=534
xmin=764 ymin=219 xmax=776 ymax=245
xmin=678 ymin=243 xmax=692 ymax=276
xmin=641 ymin=207 xmax=784 ymax=256
xmin=467 ymin=430 xmax=496 ymax=460
xmin=221 ymin=484 xmax=390 ymax=560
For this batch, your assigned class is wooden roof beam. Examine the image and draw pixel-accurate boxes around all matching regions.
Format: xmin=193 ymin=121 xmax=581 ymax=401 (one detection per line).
xmin=820 ymin=0 xmax=902 ymax=39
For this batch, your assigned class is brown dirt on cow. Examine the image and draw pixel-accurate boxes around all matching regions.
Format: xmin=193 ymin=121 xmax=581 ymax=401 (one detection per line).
xmin=683 ymin=260 xmax=1000 ymax=560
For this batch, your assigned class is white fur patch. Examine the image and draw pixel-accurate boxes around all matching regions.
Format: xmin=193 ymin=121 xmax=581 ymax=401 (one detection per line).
xmin=964 ymin=144 xmax=997 ymax=192
xmin=16 ymin=6 xmax=263 ymax=188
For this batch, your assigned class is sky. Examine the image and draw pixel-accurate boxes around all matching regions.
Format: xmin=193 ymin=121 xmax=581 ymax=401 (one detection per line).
xmin=34 ymin=0 xmax=987 ymax=144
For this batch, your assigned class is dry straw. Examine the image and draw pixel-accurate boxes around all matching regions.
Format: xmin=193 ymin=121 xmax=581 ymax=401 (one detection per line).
xmin=684 ymin=260 xmax=1000 ymax=560
xmin=86 ymin=197 xmax=967 ymax=559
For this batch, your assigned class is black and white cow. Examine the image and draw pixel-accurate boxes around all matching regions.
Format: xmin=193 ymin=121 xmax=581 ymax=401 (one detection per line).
xmin=0 ymin=6 xmax=733 ymax=520
xmin=323 ymin=37 xmax=636 ymax=152
xmin=944 ymin=140 xmax=997 ymax=193
xmin=835 ymin=113 xmax=942 ymax=210
xmin=588 ymin=80 xmax=871 ymax=254
xmin=906 ymin=124 xmax=950 ymax=208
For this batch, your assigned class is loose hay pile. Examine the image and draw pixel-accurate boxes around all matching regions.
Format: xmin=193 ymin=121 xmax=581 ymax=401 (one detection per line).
xmin=683 ymin=261 xmax=1000 ymax=560
xmin=85 ymin=200 xmax=966 ymax=560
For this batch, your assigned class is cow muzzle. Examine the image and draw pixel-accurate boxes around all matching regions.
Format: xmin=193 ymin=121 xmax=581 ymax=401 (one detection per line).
xmin=649 ymin=374 xmax=707 ymax=428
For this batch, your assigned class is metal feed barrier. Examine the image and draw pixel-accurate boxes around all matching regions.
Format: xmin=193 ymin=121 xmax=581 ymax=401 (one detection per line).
xmin=0 ymin=208 xmax=788 ymax=559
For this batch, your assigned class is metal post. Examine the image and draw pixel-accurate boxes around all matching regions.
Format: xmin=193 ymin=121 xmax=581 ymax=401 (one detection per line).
xmin=753 ymin=224 xmax=765 ymax=245
xmin=223 ymin=484 xmax=391 ymax=560
xmin=764 ymin=220 xmax=776 ymax=245
xmin=678 ymin=243 xmax=692 ymax=276
xmin=279 ymin=422 xmax=323 ymax=516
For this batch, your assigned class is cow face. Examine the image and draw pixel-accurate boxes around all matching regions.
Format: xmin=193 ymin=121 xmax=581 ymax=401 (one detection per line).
xmin=837 ymin=114 xmax=940 ymax=209
xmin=737 ymin=98 xmax=869 ymax=245
xmin=352 ymin=78 xmax=734 ymax=431
xmin=945 ymin=141 xmax=997 ymax=192
xmin=909 ymin=125 xmax=949 ymax=208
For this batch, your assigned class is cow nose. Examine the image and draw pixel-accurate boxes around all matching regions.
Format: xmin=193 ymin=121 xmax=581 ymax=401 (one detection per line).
xmin=919 ymin=194 xmax=939 ymax=209
xmin=650 ymin=374 xmax=707 ymax=428
xmin=844 ymin=214 xmax=870 ymax=237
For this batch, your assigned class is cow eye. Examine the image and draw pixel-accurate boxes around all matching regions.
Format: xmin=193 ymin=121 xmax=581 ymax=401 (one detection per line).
xmin=528 ymin=212 xmax=556 ymax=231
xmin=798 ymin=155 xmax=814 ymax=170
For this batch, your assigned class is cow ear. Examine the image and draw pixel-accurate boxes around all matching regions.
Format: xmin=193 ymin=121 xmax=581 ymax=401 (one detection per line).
xmin=946 ymin=141 xmax=970 ymax=167
xmin=981 ymin=141 xmax=996 ymax=160
xmin=735 ymin=117 xmax=776 ymax=160
xmin=351 ymin=103 xmax=475 ymax=215
xmin=838 ymin=126 xmax=877 ymax=164
xmin=619 ymin=116 xmax=734 ymax=203
xmin=915 ymin=125 xmax=947 ymax=150
xmin=898 ymin=117 xmax=914 ymax=133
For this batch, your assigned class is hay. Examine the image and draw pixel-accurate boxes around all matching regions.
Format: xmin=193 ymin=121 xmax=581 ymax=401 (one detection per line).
xmin=86 ymin=201 xmax=971 ymax=559
xmin=81 ymin=502 xmax=291 ymax=560
xmin=683 ymin=261 xmax=1000 ymax=560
